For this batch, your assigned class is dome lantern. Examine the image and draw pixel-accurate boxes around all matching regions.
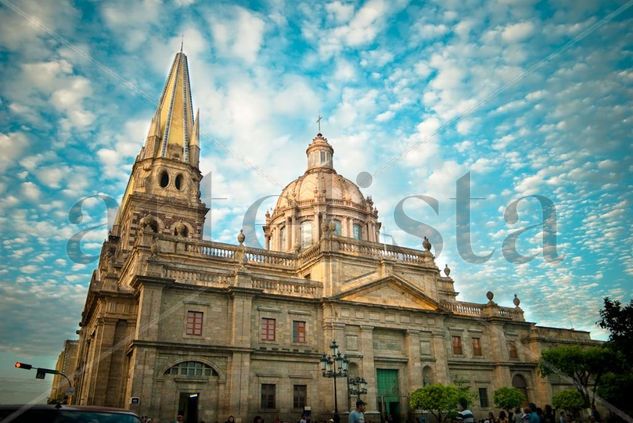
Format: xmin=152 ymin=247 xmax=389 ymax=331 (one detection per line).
xmin=306 ymin=133 xmax=334 ymax=172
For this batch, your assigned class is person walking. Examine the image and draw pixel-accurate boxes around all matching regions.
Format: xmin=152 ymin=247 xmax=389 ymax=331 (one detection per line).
xmin=349 ymin=399 xmax=366 ymax=423
xmin=456 ymin=399 xmax=475 ymax=423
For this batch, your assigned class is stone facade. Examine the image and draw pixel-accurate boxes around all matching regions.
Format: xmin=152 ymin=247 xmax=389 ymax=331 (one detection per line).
xmin=49 ymin=340 xmax=78 ymax=403
xmin=64 ymin=51 xmax=598 ymax=423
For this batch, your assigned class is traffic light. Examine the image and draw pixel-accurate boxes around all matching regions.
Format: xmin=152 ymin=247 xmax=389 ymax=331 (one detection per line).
xmin=15 ymin=362 xmax=33 ymax=370
xmin=36 ymin=369 xmax=46 ymax=379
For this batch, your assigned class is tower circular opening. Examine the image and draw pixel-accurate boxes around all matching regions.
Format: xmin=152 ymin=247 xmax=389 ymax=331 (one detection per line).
xmin=159 ymin=171 xmax=169 ymax=188
xmin=175 ymin=174 xmax=183 ymax=190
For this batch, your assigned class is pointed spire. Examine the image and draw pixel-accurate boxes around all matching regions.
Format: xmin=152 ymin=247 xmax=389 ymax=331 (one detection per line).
xmin=148 ymin=110 xmax=161 ymax=138
xmin=190 ymin=109 xmax=200 ymax=147
xmin=189 ymin=109 xmax=200 ymax=167
xmin=150 ymin=51 xmax=194 ymax=161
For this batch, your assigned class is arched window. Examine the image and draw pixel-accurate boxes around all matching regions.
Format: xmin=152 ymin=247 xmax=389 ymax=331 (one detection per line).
xmin=422 ymin=366 xmax=433 ymax=386
xmin=164 ymin=361 xmax=218 ymax=377
xmin=353 ymin=223 xmax=362 ymax=240
xmin=512 ymin=374 xmax=529 ymax=403
xmin=333 ymin=220 xmax=342 ymax=236
xmin=300 ymin=221 xmax=313 ymax=247
xmin=279 ymin=226 xmax=286 ymax=250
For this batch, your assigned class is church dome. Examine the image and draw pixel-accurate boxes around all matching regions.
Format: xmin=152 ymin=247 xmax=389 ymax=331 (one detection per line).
xmin=264 ymin=133 xmax=380 ymax=252
xmin=274 ymin=170 xmax=366 ymax=210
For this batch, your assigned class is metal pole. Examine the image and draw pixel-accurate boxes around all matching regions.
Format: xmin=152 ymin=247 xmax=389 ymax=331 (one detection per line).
xmin=333 ymin=357 xmax=339 ymax=420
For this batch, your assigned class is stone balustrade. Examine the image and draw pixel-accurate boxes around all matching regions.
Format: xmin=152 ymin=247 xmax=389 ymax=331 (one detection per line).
xmin=251 ymin=277 xmax=322 ymax=297
xmin=332 ymin=236 xmax=435 ymax=265
xmin=441 ymin=300 xmax=524 ymax=321
xmin=154 ymin=234 xmax=298 ymax=268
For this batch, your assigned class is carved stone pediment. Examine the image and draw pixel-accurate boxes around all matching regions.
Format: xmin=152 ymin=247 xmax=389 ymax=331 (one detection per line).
xmin=334 ymin=275 xmax=441 ymax=311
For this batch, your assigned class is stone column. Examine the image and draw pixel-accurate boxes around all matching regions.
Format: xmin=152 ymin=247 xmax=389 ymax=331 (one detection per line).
xmin=488 ymin=322 xmax=512 ymax=389
xmin=134 ymin=280 xmax=165 ymax=341
xmin=291 ymin=214 xmax=298 ymax=250
xmin=228 ymin=287 xmax=255 ymax=421
xmin=431 ymin=331 xmax=449 ymax=383
xmin=90 ymin=318 xmax=117 ymax=405
xmin=360 ymin=326 xmax=378 ymax=414
xmin=405 ymin=330 xmax=422 ymax=393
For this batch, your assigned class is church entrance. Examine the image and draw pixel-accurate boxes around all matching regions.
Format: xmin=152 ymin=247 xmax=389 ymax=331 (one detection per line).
xmin=178 ymin=392 xmax=199 ymax=423
xmin=377 ymin=369 xmax=400 ymax=423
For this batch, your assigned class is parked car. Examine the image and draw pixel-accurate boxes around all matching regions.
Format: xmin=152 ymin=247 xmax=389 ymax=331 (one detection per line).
xmin=0 ymin=404 xmax=141 ymax=422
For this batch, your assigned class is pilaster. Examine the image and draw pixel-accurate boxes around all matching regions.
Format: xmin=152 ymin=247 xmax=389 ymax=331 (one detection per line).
xmin=405 ymin=330 xmax=422 ymax=393
xmin=360 ymin=325 xmax=378 ymax=413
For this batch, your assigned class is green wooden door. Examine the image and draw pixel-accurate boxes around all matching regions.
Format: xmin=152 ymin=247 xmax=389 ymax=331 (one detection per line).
xmin=376 ymin=369 xmax=400 ymax=421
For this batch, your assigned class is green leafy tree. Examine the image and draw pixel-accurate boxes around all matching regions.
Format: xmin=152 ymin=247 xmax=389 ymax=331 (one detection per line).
xmin=552 ymin=389 xmax=584 ymax=415
xmin=493 ymin=387 xmax=526 ymax=413
xmin=409 ymin=384 xmax=473 ymax=423
xmin=538 ymin=345 xmax=616 ymax=407
xmin=596 ymin=297 xmax=633 ymax=418
xmin=598 ymin=297 xmax=633 ymax=363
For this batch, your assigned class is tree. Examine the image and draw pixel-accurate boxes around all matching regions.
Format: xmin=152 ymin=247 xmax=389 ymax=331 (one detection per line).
xmin=409 ymin=384 xmax=473 ymax=423
xmin=494 ymin=387 xmax=526 ymax=413
xmin=596 ymin=297 xmax=633 ymax=418
xmin=598 ymin=297 xmax=633 ymax=363
xmin=552 ymin=389 xmax=584 ymax=415
xmin=538 ymin=345 xmax=616 ymax=407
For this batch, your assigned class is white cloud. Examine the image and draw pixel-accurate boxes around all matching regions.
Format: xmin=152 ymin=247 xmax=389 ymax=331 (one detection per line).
xmin=325 ymin=1 xmax=355 ymax=24
xmin=417 ymin=23 xmax=449 ymax=40
xmin=501 ymin=21 xmax=535 ymax=43
xmin=208 ymin=7 xmax=266 ymax=64
xmin=21 ymin=182 xmax=41 ymax=202
xmin=0 ymin=132 xmax=30 ymax=173
xmin=376 ymin=110 xmax=394 ymax=122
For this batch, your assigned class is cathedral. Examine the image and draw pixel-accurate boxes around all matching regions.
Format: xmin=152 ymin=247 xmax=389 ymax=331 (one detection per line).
xmin=56 ymin=51 xmax=597 ymax=423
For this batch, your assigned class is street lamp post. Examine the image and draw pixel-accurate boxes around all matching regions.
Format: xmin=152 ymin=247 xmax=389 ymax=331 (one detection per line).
xmin=348 ymin=376 xmax=368 ymax=398
xmin=320 ymin=340 xmax=349 ymax=423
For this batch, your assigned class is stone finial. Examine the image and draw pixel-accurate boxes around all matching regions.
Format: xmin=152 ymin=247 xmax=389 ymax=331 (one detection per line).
xmin=444 ymin=264 xmax=451 ymax=277
xmin=422 ymin=236 xmax=432 ymax=251
xmin=237 ymin=229 xmax=246 ymax=245
xmin=486 ymin=291 xmax=494 ymax=302
xmin=513 ymin=294 xmax=521 ymax=307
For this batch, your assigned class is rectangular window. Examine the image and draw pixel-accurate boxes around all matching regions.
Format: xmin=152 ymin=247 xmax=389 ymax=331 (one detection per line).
xmin=293 ymin=321 xmax=306 ymax=343
xmin=261 ymin=384 xmax=276 ymax=409
xmin=472 ymin=337 xmax=482 ymax=356
xmin=508 ymin=342 xmax=519 ymax=359
xmin=261 ymin=318 xmax=276 ymax=341
xmin=293 ymin=384 xmax=307 ymax=409
xmin=452 ymin=336 xmax=463 ymax=355
xmin=479 ymin=388 xmax=489 ymax=408
xmin=186 ymin=311 xmax=203 ymax=336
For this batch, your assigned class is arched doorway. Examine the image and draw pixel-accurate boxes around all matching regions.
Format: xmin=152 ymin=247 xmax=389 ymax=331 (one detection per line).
xmin=512 ymin=374 xmax=529 ymax=404
xmin=422 ymin=366 xmax=433 ymax=386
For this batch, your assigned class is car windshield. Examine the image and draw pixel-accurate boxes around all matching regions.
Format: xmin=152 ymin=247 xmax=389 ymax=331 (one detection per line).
xmin=0 ymin=409 xmax=141 ymax=423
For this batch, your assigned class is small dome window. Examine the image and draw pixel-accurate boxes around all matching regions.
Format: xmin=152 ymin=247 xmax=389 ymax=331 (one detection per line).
xmin=353 ymin=223 xmax=362 ymax=240
xmin=300 ymin=221 xmax=313 ymax=247
xmin=175 ymin=174 xmax=183 ymax=190
xmin=333 ymin=219 xmax=342 ymax=236
xmin=159 ymin=171 xmax=169 ymax=188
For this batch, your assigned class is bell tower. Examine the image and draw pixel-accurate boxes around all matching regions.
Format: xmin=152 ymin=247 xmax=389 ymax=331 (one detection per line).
xmin=110 ymin=51 xmax=208 ymax=252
